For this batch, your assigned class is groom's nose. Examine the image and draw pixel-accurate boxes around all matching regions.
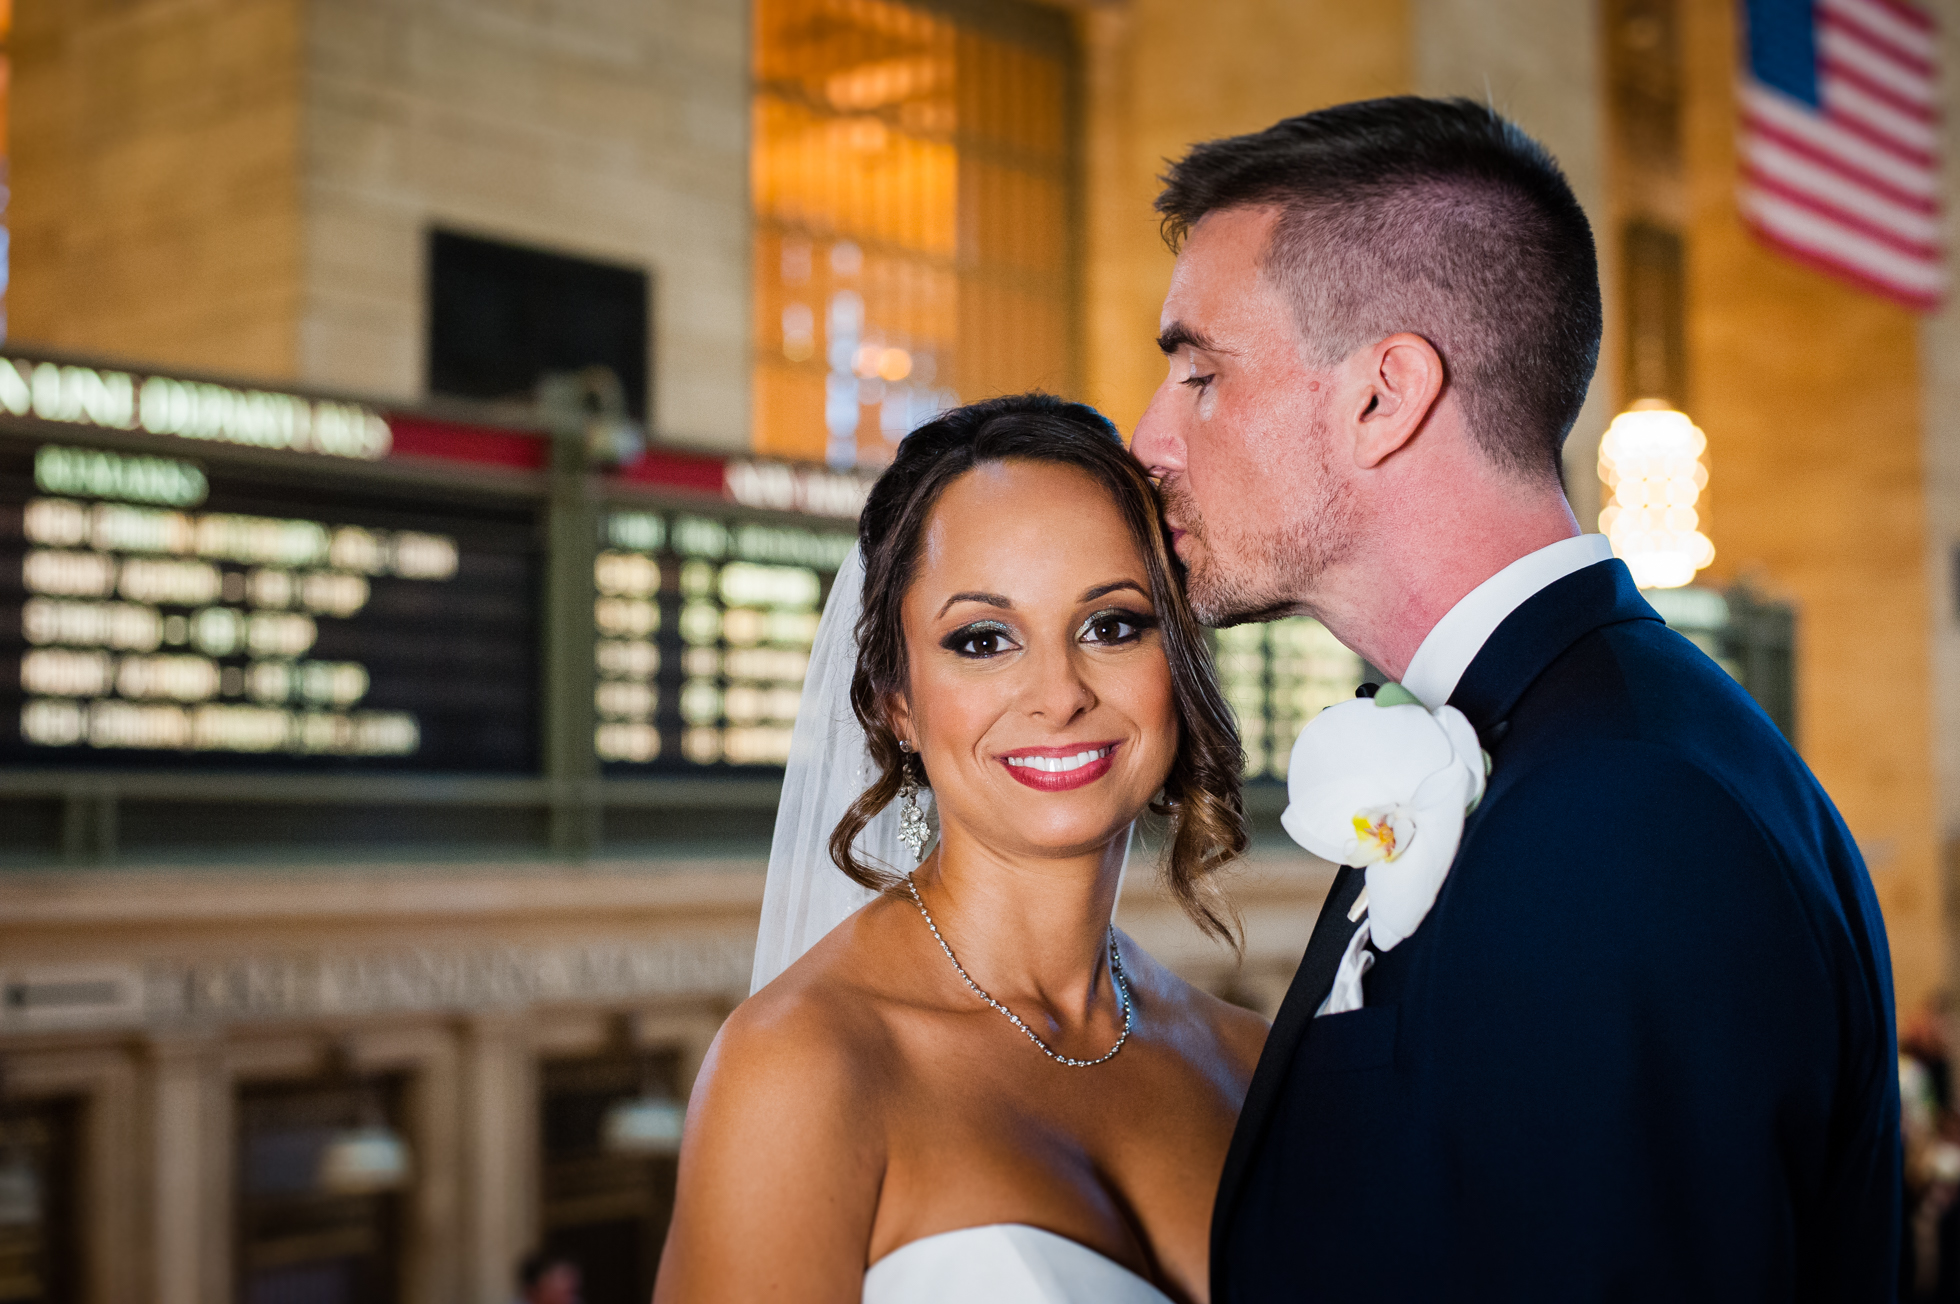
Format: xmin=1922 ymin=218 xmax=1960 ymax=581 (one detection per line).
xmin=1130 ymin=384 xmax=1184 ymax=478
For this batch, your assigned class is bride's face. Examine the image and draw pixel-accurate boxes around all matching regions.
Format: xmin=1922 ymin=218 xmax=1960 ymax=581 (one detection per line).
xmin=890 ymin=459 xmax=1178 ymax=861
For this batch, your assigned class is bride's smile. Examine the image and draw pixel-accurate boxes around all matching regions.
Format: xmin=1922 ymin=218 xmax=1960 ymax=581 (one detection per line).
xmin=999 ymin=742 xmax=1120 ymax=791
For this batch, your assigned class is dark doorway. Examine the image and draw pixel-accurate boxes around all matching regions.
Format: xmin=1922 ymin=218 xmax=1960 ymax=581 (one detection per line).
xmin=236 ymin=1076 xmax=408 ymax=1304
xmin=0 ymin=1096 xmax=82 ymax=1304
xmin=538 ymin=1051 xmax=684 ymax=1304
xmin=427 ymin=230 xmax=651 ymax=421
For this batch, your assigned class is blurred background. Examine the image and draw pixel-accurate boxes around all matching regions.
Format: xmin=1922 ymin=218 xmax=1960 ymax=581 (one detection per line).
xmin=0 ymin=0 xmax=1951 ymax=1300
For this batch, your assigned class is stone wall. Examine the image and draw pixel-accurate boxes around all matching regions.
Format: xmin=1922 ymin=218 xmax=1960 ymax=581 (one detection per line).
xmin=1076 ymin=0 xmax=1413 ymax=436
xmin=10 ymin=0 xmax=306 ymax=380
xmin=301 ymin=0 xmax=751 ymax=450
xmin=1924 ymin=7 xmax=1960 ymax=1000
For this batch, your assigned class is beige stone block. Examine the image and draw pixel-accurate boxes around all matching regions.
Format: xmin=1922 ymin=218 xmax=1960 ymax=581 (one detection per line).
xmin=300 ymin=297 xmax=423 ymax=401
xmin=11 ymin=0 xmax=305 ymax=381
xmin=1079 ymin=0 xmax=1412 ymax=435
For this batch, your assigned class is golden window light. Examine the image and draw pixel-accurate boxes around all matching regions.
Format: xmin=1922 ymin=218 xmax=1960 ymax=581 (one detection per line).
xmin=751 ymin=0 xmax=1078 ymax=466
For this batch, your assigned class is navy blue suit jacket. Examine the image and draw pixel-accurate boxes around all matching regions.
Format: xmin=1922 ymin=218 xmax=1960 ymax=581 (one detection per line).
xmin=1213 ymin=559 xmax=1900 ymax=1301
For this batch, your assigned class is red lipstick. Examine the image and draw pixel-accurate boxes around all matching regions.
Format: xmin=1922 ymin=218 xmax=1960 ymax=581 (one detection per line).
xmin=998 ymin=741 xmax=1121 ymax=792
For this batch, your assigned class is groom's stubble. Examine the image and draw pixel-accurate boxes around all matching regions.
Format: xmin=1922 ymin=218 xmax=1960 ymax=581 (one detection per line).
xmin=1159 ymin=393 xmax=1358 ymax=630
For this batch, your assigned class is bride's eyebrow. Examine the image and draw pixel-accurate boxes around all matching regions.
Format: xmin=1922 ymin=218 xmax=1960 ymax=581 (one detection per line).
xmin=938 ymin=591 xmax=1011 ymax=617
xmin=1080 ymin=579 xmax=1149 ymax=603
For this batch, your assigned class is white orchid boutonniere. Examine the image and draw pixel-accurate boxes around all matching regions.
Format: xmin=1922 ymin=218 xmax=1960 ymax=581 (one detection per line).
xmin=1280 ymin=683 xmax=1489 ymax=952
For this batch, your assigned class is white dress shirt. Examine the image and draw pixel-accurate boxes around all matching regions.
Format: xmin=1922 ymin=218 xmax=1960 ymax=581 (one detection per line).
xmin=1314 ymin=532 xmax=1615 ymax=1017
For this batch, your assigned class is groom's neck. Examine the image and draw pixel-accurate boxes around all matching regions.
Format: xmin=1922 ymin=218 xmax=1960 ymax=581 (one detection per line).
xmin=1309 ymin=460 xmax=1581 ymax=682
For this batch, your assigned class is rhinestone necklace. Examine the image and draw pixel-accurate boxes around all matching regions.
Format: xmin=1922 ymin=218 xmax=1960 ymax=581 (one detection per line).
xmin=905 ymin=872 xmax=1133 ymax=1068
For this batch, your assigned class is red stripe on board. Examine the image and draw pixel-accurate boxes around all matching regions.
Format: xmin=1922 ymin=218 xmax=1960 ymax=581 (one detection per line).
xmin=385 ymin=414 xmax=548 ymax=470
xmin=1742 ymin=167 xmax=1941 ymax=258
xmin=1821 ymin=56 xmax=1938 ymax=124
xmin=1743 ymin=112 xmax=1937 ymax=211
xmin=1743 ymin=212 xmax=1944 ymax=310
xmin=1819 ymin=9 xmax=1935 ymax=78
xmin=615 ymin=446 xmax=729 ymax=496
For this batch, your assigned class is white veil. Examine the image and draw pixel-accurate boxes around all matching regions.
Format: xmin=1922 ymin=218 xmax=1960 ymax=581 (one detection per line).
xmin=750 ymin=544 xmax=929 ymax=994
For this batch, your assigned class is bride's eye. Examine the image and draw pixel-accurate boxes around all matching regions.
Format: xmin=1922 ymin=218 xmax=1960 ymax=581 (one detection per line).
xmin=1078 ymin=608 xmax=1156 ymax=647
xmin=942 ymin=620 xmax=1019 ymax=659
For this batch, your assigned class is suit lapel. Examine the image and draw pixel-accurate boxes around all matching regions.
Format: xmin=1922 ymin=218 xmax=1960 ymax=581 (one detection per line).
xmin=1447 ymin=558 xmax=1660 ymax=732
xmin=1211 ymin=864 xmax=1365 ymax=1274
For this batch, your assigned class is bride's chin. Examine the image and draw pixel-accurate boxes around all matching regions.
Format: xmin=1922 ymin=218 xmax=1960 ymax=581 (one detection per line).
xmin=971 ymin=808 xmax=1147 ymax=861
xmin=943 ymin=772 xmax=1158 ymax=857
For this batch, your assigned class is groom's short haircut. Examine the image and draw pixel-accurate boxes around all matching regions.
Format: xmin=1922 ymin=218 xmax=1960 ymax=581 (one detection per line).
xmin=1156 ymin=96 xmax=1601 ymax=483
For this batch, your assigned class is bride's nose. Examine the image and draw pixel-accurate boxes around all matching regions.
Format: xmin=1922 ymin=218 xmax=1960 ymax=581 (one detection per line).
xmin=1023 ymin=643 xmax=1098 ymax=723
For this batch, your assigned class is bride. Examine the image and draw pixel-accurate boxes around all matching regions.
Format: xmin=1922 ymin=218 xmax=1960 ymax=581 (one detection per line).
xmin=654 ymin=394 xmax=1268 ymax=1303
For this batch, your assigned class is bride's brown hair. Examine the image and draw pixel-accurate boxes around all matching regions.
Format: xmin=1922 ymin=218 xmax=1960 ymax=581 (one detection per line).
xmin=828 ymin=393 xmax=1248 ymax=945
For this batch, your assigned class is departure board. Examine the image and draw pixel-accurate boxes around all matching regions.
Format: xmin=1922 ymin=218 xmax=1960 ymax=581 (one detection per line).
xmin=593 ymin=508 xmax=854 ymax=771
xmin=1214 ymin=619 xmax=1366 ymax=780
xmin=2 ymin=441 xmax=540 ymax=772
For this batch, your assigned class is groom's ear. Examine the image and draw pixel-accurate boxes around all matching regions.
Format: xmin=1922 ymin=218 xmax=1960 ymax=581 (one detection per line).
xmin=1347 ymin=332 xmax=1446 ymax=470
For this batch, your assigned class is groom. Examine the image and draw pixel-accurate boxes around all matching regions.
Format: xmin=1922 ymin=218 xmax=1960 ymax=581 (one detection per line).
xmin=1132 ymin=98 xmax=1900 ymax=1299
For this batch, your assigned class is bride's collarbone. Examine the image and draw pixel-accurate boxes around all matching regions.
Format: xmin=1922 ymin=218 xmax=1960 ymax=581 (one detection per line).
xmin=885 ymin=1052 xmax=1235 ymax=1185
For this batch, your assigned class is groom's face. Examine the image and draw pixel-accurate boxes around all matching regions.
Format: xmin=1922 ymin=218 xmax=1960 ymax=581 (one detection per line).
xmin=1132 ymin=206 xmax=1356 ymax=626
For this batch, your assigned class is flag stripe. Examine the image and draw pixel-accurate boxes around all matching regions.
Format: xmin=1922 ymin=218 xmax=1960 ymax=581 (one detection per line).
xmin=1743 ymin=84 xmax=1937 ymax=194
xmin=1860 ymin=0 xmax=1935 ymax=36
xmin=1742 ymin=141 xmax=1941 ymax=241
xmin=1818 ymin=6 xmax=1935 ymax=76
xmin=1742 ymin=187 xmax=1945 ymax=297
xmin=1743 ymin=168 xmax=1940 ymax=257
xmin=1818 ymin=26 xmax=1935 ymax=104
xmin=1821 ymin=0 xmax=1937 ymax=58
xmin=1822 ymin=77 xmax=1941 ymax=152
xmin=1743 ymin=120 xmax=1937 ymax=212
xmin=1744 ymin=220 xmax=1943 ymax=310
xmin=1820 ymin=53 xmax=1937 ymax=121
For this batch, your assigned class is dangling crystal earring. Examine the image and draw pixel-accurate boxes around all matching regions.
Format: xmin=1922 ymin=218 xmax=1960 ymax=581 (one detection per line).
xmin=896 ymin=742 xmax=929 ymax=862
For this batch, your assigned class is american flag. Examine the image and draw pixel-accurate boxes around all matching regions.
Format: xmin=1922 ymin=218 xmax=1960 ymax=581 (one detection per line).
xmin=1738 ymin=0 xmax=1943 ymax=309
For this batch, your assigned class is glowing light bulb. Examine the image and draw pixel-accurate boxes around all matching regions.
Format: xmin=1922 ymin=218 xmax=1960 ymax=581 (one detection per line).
xmin=1597 ymin=402 xmax=1716 ymax=590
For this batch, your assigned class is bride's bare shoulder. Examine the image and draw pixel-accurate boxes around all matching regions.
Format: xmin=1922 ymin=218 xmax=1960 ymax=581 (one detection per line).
xmin=660 ymin=902 xmax=915 ymax=1298
xmin=1117 ymin=931 xmax=1270 ymax=1079
xmin=694 ymin=894 xmax=915 ymax=1117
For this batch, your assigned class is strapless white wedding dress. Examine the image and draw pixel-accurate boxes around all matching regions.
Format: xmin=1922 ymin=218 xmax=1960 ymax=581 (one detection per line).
xmin=862 ymin=1224 xmax=1175 ymax=1303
